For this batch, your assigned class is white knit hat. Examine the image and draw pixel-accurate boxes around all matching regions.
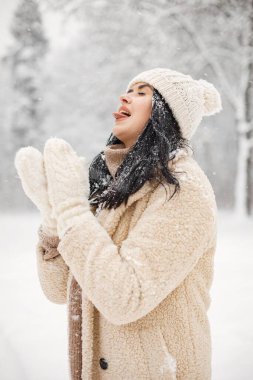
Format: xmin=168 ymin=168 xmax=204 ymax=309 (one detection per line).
xmin=126 ymin=67 xmax=222 ymax=140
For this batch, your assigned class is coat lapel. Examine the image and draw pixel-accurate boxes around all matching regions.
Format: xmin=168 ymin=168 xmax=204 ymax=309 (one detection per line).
xmin=96 ymin=179 xmax=158 ymax=237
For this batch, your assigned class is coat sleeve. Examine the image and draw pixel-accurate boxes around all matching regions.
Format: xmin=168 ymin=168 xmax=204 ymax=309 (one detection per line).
xmin=36 ymin=226 xmax=69 ymax=304
xmin=58 ymin=174 xmax=217 ymax=325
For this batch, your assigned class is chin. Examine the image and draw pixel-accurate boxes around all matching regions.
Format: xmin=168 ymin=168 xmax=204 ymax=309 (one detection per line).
xmin=112 ymin=123 xmax=126 ymax=135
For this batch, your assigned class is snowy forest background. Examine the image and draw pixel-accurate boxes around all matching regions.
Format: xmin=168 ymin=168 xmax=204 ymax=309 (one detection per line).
xmin=0 ymin=0 xmax=253 ymax=217
xmin=0 ymin=1 xmax=252 ymax=380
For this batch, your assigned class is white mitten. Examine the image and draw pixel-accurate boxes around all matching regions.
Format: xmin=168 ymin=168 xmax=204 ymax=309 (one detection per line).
xmin=43 ymin=138 xmax=90 ymax=238
xmin=15 ymin=147 xmax=57 ymax=237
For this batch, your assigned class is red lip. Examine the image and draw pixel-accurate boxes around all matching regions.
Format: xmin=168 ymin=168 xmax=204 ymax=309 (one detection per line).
xmin=118 ymin=105 xmax=131 ymax=115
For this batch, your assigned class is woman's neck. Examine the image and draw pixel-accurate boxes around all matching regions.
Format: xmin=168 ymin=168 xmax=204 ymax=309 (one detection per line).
xmin=103 ymin=143 xmax=131 ymax=178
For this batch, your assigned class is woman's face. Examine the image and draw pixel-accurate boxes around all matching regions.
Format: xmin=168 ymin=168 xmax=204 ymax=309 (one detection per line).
xmin=112 ymin=82 xmax=154 ymax=148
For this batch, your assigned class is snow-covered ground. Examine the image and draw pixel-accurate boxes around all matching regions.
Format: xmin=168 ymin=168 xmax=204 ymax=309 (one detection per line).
xmin=0 ymin=211 xmax=252 ymax=380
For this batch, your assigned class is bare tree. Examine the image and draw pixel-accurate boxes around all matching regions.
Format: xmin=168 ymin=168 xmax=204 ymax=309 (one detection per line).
xmin=173 ymin=0 xmax=253 ymax=217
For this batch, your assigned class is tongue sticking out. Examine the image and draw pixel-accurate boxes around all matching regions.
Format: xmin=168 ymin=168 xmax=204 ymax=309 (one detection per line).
xmin=112 ymin=112 xmax=131 ymax=120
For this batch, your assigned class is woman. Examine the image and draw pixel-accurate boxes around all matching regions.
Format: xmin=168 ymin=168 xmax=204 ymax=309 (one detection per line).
xmin=15 ymin=68 xmax=222 ymax=380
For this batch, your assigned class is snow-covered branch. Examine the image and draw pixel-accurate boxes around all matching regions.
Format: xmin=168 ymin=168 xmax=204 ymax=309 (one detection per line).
xmin=174 ymin=13 xmax=237 ymax=108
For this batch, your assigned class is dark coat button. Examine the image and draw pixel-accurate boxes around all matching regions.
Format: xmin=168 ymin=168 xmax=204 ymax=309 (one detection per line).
xmin=99 ymin=357 xmax=108 ymax=370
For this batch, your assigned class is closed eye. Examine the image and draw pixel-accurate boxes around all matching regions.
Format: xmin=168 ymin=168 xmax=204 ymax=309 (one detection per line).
xmin=138 ymin=92 xmax=145 ymax=95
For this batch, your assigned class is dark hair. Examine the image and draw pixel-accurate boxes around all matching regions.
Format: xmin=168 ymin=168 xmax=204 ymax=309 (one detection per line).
xmin=88 ymin=88 xmax=192 ymax=211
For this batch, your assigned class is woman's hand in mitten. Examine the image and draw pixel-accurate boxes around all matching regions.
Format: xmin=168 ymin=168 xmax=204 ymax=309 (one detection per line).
xmin=43 ymin=138 xmax=90 ymax=239
xmin=15 ymin=147 xmax=57 ymax=237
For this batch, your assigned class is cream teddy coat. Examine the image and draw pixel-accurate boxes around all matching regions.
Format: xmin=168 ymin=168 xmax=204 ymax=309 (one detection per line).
xmin=36 ymin=143 xmax=217 ymax=380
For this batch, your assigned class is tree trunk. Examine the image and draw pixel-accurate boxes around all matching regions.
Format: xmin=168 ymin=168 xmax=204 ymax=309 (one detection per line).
xmin=245 ymin=1 xmax=253 ymax=215
xmin=234 ymin=118 xmax=250 ymax=218
xmin=234 ymin=1 xmax=253 ymax=217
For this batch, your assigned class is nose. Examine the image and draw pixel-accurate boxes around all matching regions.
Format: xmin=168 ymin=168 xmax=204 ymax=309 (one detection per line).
xmin=119 ymin=93 xmax=132 ymax=104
